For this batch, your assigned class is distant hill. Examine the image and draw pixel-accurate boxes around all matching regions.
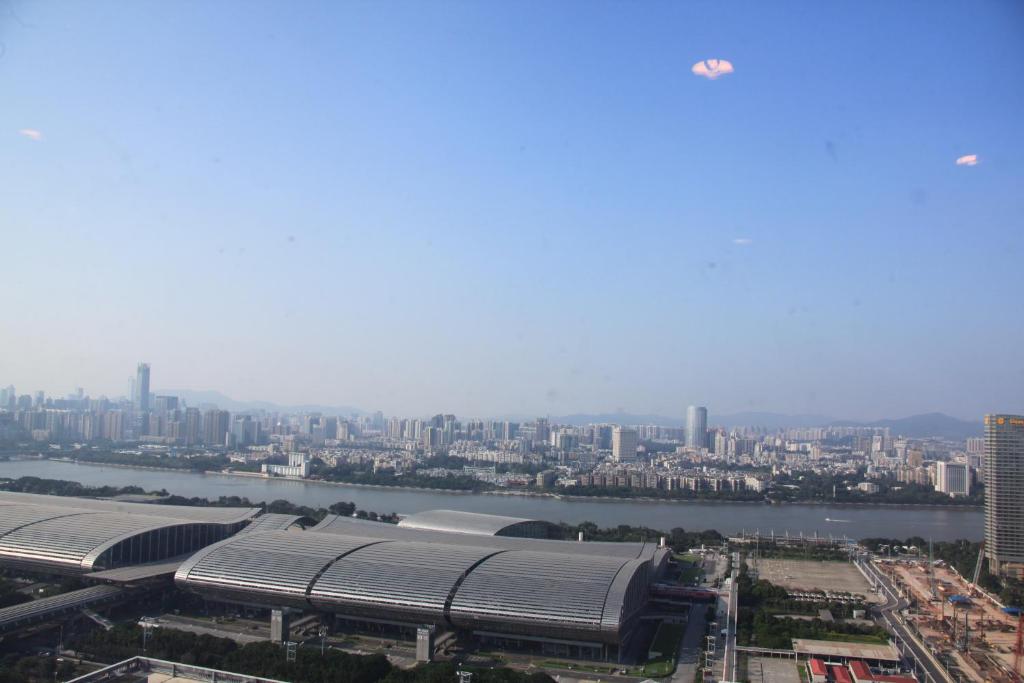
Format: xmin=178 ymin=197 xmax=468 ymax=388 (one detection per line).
xmin=549 ymin=411 xmax=833 ymax=429
xmin=155 ymin=389 xmax=364 ymax=416
xmin=147 ymin=395 xmax=980 ymax=439
xmin=548 ymin=410 xmax=977 ymax=439
xmin=710 ymin=412 xmax=836 ymax=430
xmin=550 ymin=413 xmax=684 ymax=427
xmin=829 ymin=412 xmax=980 ymax=440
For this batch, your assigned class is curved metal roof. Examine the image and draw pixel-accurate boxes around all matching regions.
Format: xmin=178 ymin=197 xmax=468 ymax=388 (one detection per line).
xmin=397 ymin=509 xmax=559 ymax=538
xmin=238 ymin=513 xmax=312 ymax=534
xmin=0 ymin=491 xmax=258 ymax=525
xmin=310 ymin=541 xmax=504 ymax=622
xmin=447 ymin=550 xmax=641 ymax=641
xmin=176 ymin=528 xmax=653 ymax=644
xmin=312 ymin=515 xmax=659 ymax=561
xmin=174 ymin=530 xmax=384 ymax=608
xmin=0 ymin=493 xmax=259 ymax=573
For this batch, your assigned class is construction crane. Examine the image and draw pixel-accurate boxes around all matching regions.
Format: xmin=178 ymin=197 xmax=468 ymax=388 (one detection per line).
xmin=970 ymin=541 xmax=985 ymax=596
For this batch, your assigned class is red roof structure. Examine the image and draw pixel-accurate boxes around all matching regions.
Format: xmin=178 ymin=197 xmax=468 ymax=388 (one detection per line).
xmin=849 ymin=660 xmax=917 ymax=683
xmin=832 ymin=665 xmax=854 ymax=683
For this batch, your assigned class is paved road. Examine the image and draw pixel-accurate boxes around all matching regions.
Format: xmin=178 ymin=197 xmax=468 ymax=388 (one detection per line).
xmin=153 ymin=615 xmax=266 ymax=644
xmin=673 ymin=605 xmax=709 ymax=683
xmin=858 ymin=557 xmax=953 ymax=683
xmin=719 ymin=552 xmax=739 ymax=683
xmin=671 ymin=550 xmax=729 ymax=683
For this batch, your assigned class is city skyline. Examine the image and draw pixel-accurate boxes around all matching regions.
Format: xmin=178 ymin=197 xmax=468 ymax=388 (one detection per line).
xmin=3 ymin=2 xmax=1023 ymax=420
xmin=0 ymin=368 xmax=994 ymax=427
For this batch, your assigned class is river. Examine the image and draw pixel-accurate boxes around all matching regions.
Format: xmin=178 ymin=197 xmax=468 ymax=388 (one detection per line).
xmin=0 ymin=459 xmax=983 ymax=541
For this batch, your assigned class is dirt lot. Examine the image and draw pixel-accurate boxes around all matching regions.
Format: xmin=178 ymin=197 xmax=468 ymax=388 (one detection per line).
xmin=751 ymin=559 xmax=880 ymax=603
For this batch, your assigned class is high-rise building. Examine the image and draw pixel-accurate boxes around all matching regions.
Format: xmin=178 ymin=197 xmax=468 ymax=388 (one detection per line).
xmin=423 ymin=426 xmax=440 ymax=450
xmin=135 ymin=363 xmax=151 ymax=413
xmin=203 ymin=409 xmax=230 ymax=446
xmin=984 ymin=414 xmax=1024 ymax=578
xmin=611 ymin=427 xmax=638 ymax=463
xmin=231 ymin=415 xmax=259 ymax=447
xmin=183 ymin=407 xmax=203 ymax=446
xmin=686 ymin=406 xmax=708 ymax=449
xmin=534 ymin=418 xmax=551 ymax=445
xmin=154 ymin=395 xmax=179 ymax=413
xmin=102 ymin=410 xmax=125 ymax=441
xmin=935 ymin=461 xmax=970 ymax=497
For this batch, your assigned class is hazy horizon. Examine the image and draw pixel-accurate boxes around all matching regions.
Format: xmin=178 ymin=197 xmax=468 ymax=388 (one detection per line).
xmin=3 ymin=2 xmax=1022 ymax=420
xmin=0 ymin=377 xmax=990 ymax=425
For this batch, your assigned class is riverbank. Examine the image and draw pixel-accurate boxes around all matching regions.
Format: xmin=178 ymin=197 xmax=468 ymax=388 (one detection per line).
xmin=0 ymin=458 xmax=984 ymax=539
xmin=3 ymin=456 xmax=983 ymax=511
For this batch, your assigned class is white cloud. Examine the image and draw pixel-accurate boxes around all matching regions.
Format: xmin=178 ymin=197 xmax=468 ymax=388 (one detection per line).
xmin=955 ymin=154 xmax=978 ymax=166
xmin=732 ymin=237 xmax=753 ymax=246
xmin=18 ymin=128 xmax=43 ymax=141
xmin=692 ymin=59 xmax=734 ymax=80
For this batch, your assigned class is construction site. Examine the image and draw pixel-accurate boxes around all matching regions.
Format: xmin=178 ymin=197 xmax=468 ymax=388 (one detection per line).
xmin=876 ymin=544 xmax=1023 ymax=683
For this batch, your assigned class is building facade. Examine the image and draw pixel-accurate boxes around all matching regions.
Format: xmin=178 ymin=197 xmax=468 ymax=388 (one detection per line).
xmin=935 ymin=461 xmax=971 ymax=497
xmin=984 ymin=414 xmax=1024 ymax=577
xmin=611 ymin=427 xmax=638 ymax=463
xmin=135 ymin=363 xmax=150 ymax=413
xmin=685 ymin=406 xmax=708 ymax=449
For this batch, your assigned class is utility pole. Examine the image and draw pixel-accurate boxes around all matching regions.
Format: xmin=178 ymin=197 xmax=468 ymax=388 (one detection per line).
xmin=139 ymin=618 xmax=156 ymax=655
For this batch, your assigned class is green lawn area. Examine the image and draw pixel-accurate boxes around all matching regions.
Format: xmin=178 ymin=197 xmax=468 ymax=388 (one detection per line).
xmin=644 ymin=622 xmax=686 ymax=677
xmin=821 ymin=632 xmax=890 ymax=645
xmin=538 ymin=661 xmax=623 ymax=675
xmin=674 ymin=553 xmax=702 ymax=564
xmin=674 ymin=554 xmax=704 ymax=584
xmin=678 ymin=565 xmax=702 ymax=584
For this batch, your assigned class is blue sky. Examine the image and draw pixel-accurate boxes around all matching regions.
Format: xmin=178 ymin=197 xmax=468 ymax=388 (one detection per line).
xmin=2 ymin=1 xmax=1022 ymax=420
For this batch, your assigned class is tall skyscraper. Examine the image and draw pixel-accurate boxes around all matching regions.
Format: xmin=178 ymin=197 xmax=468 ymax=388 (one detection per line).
xmin=611 ymin=427 xmax=638 ymax=463
xmin=686 ymin=406 xmax=708 ymax=449
xmin=984 ymin=414 xmax=1024 ymax=578
xmin=135 ymin=363 xmax=151 ymax=413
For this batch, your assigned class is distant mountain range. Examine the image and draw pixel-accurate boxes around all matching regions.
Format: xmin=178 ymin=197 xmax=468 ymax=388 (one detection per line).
xmin=827 ymin=412 xmax=981 ymax=440
xmin=550 ymin=411 xmax=980 ymax=439
xmin=549 ymin=411 xmax=832 ymax=430
xmin=154 ymin=390 xmax=981 ymax=440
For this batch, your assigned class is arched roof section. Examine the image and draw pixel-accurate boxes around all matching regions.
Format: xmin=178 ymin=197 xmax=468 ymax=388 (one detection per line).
xmin=397 ymin=510 xmax=561 ymax=539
